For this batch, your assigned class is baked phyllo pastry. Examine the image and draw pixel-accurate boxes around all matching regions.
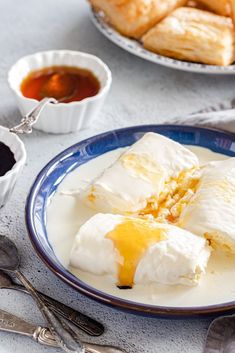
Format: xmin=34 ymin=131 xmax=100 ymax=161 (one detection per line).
xmin=70 ymin=214 xmax=211 ymax=287
xmin=142 ymin=7 xmax=235 ymax=66
xmin=179 ymin=159 xmax=235 ymax=253
xmin=90 ymin=0 xmax=187 ymax=38
xmin=186 ymin=0 xmax=210 ymax=11
xmin=196 ymin=0 xmax=231 ymax=16
xmin=230 ymin=0 xmax=235 ymax=26
xmin=82 ymin=132 xmax=199 ymax=215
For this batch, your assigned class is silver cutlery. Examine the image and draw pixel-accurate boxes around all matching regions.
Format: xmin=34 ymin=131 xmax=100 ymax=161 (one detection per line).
xmin=10 ymin=73 xmax=79 ymax=135
xmin=0 ymin=235 xmax=84 ymax=353
xmin=10 ymin=97 xmax=56 ymax=134
xmin=0 ymin=309 xmax=124 ymax=353
xmin=0 ymin=271 xmax=104 ymax=336
xmin=204 ymin=313 xmax=235 ymax=353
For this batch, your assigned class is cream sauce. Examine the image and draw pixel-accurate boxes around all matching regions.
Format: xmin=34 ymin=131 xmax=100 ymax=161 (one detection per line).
xmin=47 ymin=146 xmax=235 ymax=307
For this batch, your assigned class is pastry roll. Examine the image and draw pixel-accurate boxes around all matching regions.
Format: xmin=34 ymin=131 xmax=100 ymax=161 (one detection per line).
xmin=82 ymin=132 xmax=199 ymax=215
xmin=70 ymin=213 xmax=211 ymax=287
xmin=90 ymin=0 xmax=187 ymax=38
xmin=179 ymin=159 xmax=235 ymax=253
xmin=197 ymin=0 xmax=231 ymax=16
xmin=142 ymin=7 xmax=235 ymax=66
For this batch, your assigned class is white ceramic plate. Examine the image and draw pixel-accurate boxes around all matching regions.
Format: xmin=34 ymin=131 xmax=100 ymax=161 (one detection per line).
xmin=90 ymin=10 xmax=235 ymax=75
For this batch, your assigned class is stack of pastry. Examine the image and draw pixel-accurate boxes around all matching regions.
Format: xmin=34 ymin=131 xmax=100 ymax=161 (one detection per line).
xmin=90 ymin=0 xmax=235 ymax=66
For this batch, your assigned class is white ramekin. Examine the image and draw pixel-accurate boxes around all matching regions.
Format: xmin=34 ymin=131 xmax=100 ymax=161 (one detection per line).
xmin=8 ymin=50 xmax=112 ymax=134
xmin=0 ymin=126 xmax=26 ymax=207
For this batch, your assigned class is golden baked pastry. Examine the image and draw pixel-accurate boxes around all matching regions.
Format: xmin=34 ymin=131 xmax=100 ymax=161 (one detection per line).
xmin=142 ymin=7 xmax=235 ymax=66
xmin=186 ymin=0 xmax=211 ymax=11
xmin=230 ymin=0 xmax=235 ymax=25
xmin=196 ymin=0 xmax=231 ymax=16
xmin=90 ymin=0 xmax=187 ymax=38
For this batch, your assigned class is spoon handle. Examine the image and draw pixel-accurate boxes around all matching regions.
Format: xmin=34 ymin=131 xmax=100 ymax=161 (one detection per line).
xmin=0 ymin=308 xmax=124 ymax=353
xmin=37 ymin=327 xmax=125 ymax=353
xmin=10 ymin=97 xmax=57 ymax=134
xmin=14 ymin=269 xmax=85 ymax=353
xmin=36 ymin=327 xmax=125 ymax=353
xmin=6 ymin=281 xmax=104 ymax=336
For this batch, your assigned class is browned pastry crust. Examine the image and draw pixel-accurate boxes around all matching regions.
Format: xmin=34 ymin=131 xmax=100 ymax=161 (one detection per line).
xmin=196 ymin=0 xmax=231 ymax=16
xmin=142 ymin=7 xmax=235 ymax=66
xmin=186 ymin=0 xmax=211 ymax=11
xmin=90 ymin=0 xmax=187 ymax=39
xmin=229 ymin=0 xmax=235 ymax=26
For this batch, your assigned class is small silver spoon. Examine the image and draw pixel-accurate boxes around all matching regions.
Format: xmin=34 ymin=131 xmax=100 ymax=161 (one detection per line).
xmin=10 ymin=97 xmax=57 ymax=134
xmin=0 ymin=271 xmax=104 ymax=336
xmin=10 ymin=73 xmax=77 ymax=134
xmin=0 ymin=309 xmax=124 ymax=353
xmin=0 ymin=235 xmax=84 ymax=353
xmin=204 ymin=314 xmax=235 ymax=353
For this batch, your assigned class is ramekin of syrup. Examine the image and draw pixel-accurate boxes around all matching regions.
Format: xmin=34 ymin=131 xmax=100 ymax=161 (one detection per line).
xmin=8 ymin=50 xmax=112 ymax=134
xmin=21 ymin=66 xmax=100 ymax=103
xmin=0 ymin=126 xmax=26 ymax=207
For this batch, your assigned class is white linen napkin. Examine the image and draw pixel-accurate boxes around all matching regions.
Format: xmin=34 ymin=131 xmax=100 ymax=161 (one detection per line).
xmin=166 ymin=98 xmax=235 ymax=133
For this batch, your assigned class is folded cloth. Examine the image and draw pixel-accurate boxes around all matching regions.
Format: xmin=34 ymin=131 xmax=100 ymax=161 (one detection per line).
xmin=167 ymin=97 xmax=235 ymax=133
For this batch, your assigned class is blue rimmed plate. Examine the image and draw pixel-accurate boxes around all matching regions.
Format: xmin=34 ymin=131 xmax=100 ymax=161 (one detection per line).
xmin=26 ymin=125 xmax=235 ymax=318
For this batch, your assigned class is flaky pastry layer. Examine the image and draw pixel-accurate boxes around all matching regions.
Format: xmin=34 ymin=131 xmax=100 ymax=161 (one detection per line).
xmin=197 ymin=0 xmax=231 ymax=16
xmin=230 ymin=0 xmax=235 ymax=26
xmin=142 ymin=7 xmax=235 ymax=66
xmin=90 ymin=0 xmax=187 ymax=38
xmin=186 ymin=1 xmax=210 ymax=11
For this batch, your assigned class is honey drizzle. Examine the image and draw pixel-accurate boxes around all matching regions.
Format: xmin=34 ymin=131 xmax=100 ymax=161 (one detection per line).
xmin=106 ymin=219 xmax=166 ymax=287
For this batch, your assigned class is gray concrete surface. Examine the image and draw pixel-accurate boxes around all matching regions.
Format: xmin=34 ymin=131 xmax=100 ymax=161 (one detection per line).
xmin=0 ymin=0 xmax=235 ymax=352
